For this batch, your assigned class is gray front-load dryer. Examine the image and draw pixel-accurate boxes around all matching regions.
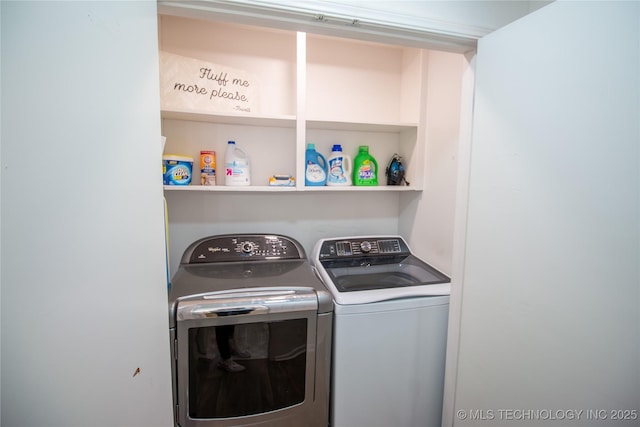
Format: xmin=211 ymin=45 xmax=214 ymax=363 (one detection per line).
xmin=168 ymin=234 xmax=333 ymax=427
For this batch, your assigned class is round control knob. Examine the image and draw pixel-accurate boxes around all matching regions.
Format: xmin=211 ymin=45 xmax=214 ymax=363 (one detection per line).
xmin=241 ymin=242 xmax=254 ymax=254
xmin=360 ymin=241 xmax=372 ymax=253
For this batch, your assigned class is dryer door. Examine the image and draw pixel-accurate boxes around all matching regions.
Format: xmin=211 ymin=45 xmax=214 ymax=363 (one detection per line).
xmin=174 ymin=288 xmax=319 ymax=427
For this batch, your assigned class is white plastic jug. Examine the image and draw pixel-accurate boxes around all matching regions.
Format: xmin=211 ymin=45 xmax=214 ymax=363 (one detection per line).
xmin=224 ymin=141 xmax=251 ymax=186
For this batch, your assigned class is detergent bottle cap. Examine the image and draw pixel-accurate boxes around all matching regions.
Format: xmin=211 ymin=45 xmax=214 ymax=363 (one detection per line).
xmin=359 ymin=145 xmax=369 ymax=153
xmin=331 ymin=144 xmax=343 ymax=151
xmin=307 ymin=143 xmax=316 ymax=150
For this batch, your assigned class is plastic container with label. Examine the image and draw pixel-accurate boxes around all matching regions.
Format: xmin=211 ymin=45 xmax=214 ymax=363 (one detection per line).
xmin=326 ymin=144 xmax=352 ymax=186
xmin=224 ymin=141 xmax=251 ymax=186
xmin=305 ymin=143 xmax=327 ymax=186
xmin=353 ymin=145 xmax=378 ymax=186
xmin=163 ymin=155 xmax=193 ymax=185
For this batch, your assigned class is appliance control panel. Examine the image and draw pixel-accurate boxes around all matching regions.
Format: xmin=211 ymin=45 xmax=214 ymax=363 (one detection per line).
xmin=317 ymin=237 xmax=410 ymax=259
xmin=183 ymin=234 xmax=305 ymax=264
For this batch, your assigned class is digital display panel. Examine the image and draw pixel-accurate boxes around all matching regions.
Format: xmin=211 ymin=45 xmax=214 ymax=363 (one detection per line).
xmin=335 ymin=241 xmax=352 ymax=256
xmin=378 ymin=239 xmax=401 ymax=253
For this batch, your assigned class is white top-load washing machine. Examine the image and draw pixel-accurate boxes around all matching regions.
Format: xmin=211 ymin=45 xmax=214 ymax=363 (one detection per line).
xmin=311 ymin=236 xmax=450 ymax=427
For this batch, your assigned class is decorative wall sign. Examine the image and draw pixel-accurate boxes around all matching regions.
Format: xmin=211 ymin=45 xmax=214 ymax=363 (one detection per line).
xmin=159 ymin=51 xmax=259 ymax=114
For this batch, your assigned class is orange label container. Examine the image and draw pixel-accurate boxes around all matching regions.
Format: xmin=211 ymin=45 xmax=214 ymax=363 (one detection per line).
xmin=200 ymin=151 xmax=216 ymax=186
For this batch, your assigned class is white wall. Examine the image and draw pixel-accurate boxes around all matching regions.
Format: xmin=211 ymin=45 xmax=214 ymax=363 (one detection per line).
xmin=165 ymin=191 xmax=401 ymax=276
xmin=1 ymin=2 xmax=173 ymax=426
xmin=401 ymin=49 xmax=467 ymax=276
xmin=450 ymin=1 xmax=639 ymax=425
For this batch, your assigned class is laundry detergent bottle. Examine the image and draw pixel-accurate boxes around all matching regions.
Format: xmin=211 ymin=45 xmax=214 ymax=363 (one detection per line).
xmin=326 ymin=144 xmax=352 ymax=186
xmin=224 ymin=140 xmax=251 ymax=186
xmin=305 ymin=143 xmax=327 ymax=186
xmin=353 ymin=145 xmax=378 ymax=186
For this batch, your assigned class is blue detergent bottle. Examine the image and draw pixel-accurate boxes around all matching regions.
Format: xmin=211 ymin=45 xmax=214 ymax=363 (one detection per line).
xmin=305 ymin=143 xmax=327 ymax=186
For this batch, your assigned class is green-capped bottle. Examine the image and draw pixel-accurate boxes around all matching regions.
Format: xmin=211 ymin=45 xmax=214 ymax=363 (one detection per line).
xmin=353 ymin=145 xmax=378 ymax=186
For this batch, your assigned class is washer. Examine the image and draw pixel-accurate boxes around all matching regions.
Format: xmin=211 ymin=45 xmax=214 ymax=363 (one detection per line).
xmin=169 ymin=234 xmax=333 ymax=427
xmin=311 ymin=235 xmax=450 ymax=427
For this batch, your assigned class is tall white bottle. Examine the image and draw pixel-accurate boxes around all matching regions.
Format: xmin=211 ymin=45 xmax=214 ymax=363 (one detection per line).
xmin=326 ymin=144 xmax=352 ymax=186
xmin=224 ymin=140 xmax=251 ymax=186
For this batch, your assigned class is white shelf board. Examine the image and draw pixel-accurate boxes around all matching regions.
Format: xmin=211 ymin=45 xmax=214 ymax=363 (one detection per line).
xmin=164 ymin=185 xmax=296 ymax=192
xmin=161 ymin=110 xmax=416 ymax=133
xmin=164 ymin=185 xmax=418 ymax=192
xmin=300 ymin=185 xmax=418 ymax=192
xmin=161 ymin=109 xmax=296 ymax=128
xmin=306 ymin=119 xmax=417 ymax=132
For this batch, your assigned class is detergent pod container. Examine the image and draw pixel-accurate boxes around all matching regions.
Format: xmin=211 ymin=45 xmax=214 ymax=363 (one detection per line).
xmin=326 ymin=144 xmax=352 ymax=186
xmin=305 ymin=143 xmax=327 ymax=186
xmin=163 ymin=155 xmax=193 ymax=185
xmin=353 ymin=145 xmax=378 ymax=186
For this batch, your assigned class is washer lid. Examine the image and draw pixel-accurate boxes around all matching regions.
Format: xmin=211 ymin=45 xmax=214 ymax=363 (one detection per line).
xmin=319 ymin=254 xmax=449 ymax=293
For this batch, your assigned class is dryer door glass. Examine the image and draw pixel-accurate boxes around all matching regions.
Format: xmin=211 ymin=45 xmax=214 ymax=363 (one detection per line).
xmin=186 ymin=318 xmax=308 ymax=419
